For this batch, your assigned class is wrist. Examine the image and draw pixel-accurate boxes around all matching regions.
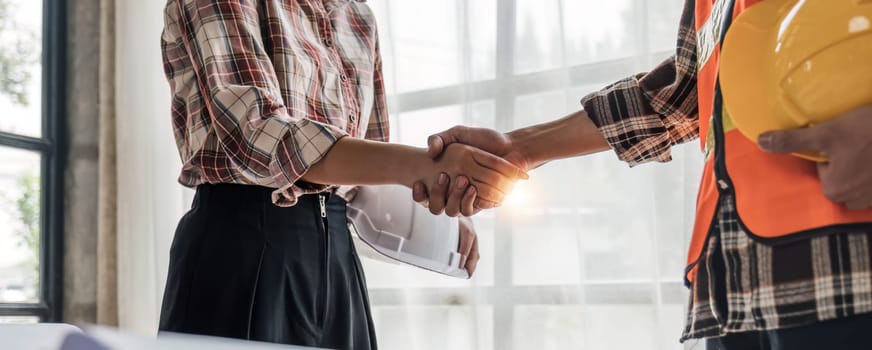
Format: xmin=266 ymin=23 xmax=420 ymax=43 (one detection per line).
xmin=505 ymin=109 xmax=609 ymax=168
xmin=505 ymin=128 xmax=542 ymax=169
xmin=391 ymin=146 xmax=432 ymax=188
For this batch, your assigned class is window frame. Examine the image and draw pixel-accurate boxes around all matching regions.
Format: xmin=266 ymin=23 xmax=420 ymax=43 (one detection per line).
xmin=367 ymin=0 xmax=694 ymax=349
xmin=0 ymin=0 xmax=66 ymax=322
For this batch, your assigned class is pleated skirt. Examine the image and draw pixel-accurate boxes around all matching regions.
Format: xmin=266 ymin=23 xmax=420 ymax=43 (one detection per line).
xmin=159 ymin=183 xmax=377 ymax=350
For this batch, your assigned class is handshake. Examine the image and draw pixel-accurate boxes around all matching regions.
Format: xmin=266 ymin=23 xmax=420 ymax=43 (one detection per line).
xmin=408 ymin=126 xmax=536 ymax=217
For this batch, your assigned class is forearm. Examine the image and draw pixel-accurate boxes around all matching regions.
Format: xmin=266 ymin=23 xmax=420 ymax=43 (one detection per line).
xmin=507 ymin=109 xmax=610 ymax=168
xmin=302 ymin=137 xmax=426 ymax=188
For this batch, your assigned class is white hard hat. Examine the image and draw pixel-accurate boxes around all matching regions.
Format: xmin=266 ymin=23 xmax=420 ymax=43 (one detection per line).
xmin=345 ymin=185 xmax=469 ymax=279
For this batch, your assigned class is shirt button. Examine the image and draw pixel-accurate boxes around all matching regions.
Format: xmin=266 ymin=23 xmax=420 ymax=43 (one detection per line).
xmin=349 ymin=114 xmax=356 ymax=121
xmin=324 ymin=38 xmax=334 ymax=47
xmin=340 ymin=74 xmax=349 ymax=82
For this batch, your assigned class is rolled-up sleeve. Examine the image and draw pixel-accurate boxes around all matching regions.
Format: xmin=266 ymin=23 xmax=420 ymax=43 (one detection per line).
xmin=581 ymin=0 xmax=700 ymax=166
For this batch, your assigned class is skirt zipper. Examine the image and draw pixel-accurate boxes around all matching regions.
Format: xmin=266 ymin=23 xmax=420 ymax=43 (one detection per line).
xmin=318 ymin=194 xmax=331 ymax=330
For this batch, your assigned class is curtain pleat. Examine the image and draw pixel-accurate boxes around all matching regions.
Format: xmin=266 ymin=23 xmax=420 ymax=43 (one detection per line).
xmin=96 ymin=0 xmax=118 ymax=327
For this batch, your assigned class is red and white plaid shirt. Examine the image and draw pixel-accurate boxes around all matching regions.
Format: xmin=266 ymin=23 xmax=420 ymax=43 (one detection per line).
xmin=161 ymin=0 xmax=388 ymax=206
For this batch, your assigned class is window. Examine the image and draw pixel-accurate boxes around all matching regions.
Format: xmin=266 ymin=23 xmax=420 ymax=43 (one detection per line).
xmin=365 ymin=1 xmax=702 ymax=349
xmin=0 ymin=0 xmax=64 ymax=322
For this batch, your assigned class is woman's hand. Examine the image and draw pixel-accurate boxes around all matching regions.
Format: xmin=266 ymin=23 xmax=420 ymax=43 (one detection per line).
xmin=458 ymin=217 xmax=479 ymax=277
xmin=414 ymin=127 xmax=530 ymax=216
xmin=299 ymin=138 xmax=524 ymax=208
xmin=411 ymin=143 xmax=524 ymax=211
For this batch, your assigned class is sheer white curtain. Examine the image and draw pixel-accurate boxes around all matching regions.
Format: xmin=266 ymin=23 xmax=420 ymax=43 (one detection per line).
xmin=364 ymin=1 xmax=703 ymax=350
xmin=112 ymin=0 xmax=703 ymax=349
xmin=113 ymin=0 xmax=190 ymax=335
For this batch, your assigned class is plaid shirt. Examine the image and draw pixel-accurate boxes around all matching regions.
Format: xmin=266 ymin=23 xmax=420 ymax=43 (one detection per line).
xmin=161 ymin=0 xmax=388 ymax=206
xmin=581 ymin=0 xmax=872 ymax=341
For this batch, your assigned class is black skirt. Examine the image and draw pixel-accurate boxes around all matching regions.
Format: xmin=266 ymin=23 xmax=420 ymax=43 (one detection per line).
xmin=159 ymin=183 xmax=377 ymax=350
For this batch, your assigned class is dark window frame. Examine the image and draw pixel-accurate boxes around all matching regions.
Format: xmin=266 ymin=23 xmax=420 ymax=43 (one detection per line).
xmin=0 ymin=0 xmax=66 ymax=322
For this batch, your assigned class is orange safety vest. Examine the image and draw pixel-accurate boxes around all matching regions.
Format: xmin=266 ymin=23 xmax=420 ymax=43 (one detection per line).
xmin=685 ymin=0 xmax=872 ymax=284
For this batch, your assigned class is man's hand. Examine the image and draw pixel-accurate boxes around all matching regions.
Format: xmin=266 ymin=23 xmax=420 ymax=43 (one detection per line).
xmin=759 ymin=105 xmax=872 ymax=210
xmin=427 ymin=126 xmax=533 ymax=170
xmin=415 ymin=111 xmax=609 ymax=216
xmin=413 ymin=126 xmax=532 ymax=216
xmin=415 ymin=143 xmax=521 ymax=206
xmin=458 ymin=216 xmax=480 ymax=277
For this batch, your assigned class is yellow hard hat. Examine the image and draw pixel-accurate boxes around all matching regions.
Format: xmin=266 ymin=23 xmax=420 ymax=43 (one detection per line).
xmin=720 ymin=0 xmax=872 ymax=161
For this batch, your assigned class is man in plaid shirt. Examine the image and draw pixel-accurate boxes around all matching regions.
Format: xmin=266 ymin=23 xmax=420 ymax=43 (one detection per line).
xmin=418 ymin=0 xmax=872 ymax=348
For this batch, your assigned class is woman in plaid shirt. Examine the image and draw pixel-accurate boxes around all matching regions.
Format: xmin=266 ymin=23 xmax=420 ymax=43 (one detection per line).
xmin=158 ymin=1 xmax=524 ymax=349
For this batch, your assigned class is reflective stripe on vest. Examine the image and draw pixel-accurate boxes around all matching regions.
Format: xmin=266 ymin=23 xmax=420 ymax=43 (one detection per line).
xmin=685 ymin=0 xmax=872 ymax=285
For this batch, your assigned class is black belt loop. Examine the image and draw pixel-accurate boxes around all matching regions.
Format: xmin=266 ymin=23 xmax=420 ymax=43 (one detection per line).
xmin=193 ymin=184 xmax=210 ymax=209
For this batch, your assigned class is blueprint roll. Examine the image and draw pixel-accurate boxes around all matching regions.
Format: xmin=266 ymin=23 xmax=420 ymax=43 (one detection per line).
xmin=346 ymin=185 xmax=469 ymax=279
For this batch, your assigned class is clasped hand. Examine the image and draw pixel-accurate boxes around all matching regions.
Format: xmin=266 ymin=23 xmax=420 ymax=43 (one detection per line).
xmin=412 ymin=126 xmax=533 ymax=217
